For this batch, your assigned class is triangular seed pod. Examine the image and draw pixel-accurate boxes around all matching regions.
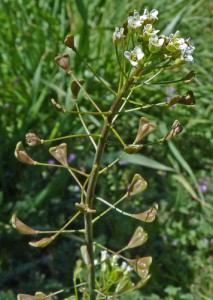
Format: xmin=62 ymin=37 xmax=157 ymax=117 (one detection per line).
xmin=49 ymin=143 xmax=68 ymax=166
xmin=127 ymin=227 xmax=148 ymax=249
xmin=134 ymin=117 xmax=157 ymax=144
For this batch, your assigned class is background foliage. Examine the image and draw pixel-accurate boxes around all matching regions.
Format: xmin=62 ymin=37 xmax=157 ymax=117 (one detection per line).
xmin=0 ymin=0 xmax=212 ymax=299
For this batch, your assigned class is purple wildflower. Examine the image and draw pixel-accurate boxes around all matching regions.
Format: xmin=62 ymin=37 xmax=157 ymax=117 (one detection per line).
xmin=198 ymin=177 xmax=209 ymax=193
xmin=48 ymin=159 xmax=56 ymax=165
xmin=68 ymin=153 xmax=76 ymax=163
xmin=118 ymin=160 xmax=126 ymax=166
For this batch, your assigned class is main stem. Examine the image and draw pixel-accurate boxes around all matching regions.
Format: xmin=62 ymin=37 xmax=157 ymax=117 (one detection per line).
xmin=84 ymin=74 xmax=135 ymax=299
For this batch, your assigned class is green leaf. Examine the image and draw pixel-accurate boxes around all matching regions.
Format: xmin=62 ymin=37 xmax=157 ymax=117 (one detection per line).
xmin=123 ymin=154 xmax=174 ymax=172
xmin=172 ymin=174 xmax=200 ymax=201
xmin=168 ymin=141 xmax=205 ymax=200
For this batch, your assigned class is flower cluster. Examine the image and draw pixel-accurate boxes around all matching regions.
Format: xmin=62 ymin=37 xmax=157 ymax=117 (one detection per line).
xmin=113 ymin=9 xmax=195 ymax=67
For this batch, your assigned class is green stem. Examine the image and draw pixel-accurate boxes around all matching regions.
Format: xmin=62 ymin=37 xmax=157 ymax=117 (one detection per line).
xmin=99 ymin=152 xmax=125 ymax=174
xmin=74 ymin=99 xmax=98 ymax=150
xmin=42 ymin=133 xmax=101 ymax=143
xmin=83 ymin=78 xmax=134 ymax=299
xmin=36 ymin=229 xmax=85 ymax=234
xmin=34 ymin=162 xmax=89 ymax=177
xmin=93 ymin=196 xmax=131 ymax=223
xmin=74 ymin=50 xmax=117 ymax=96
xmin=94 ymin=242 xmax=126 ymax=261
xmin=52 ymin=211 xmax=81 ymax=240
xmin=65 ymin=110 xmax=111 ymax=115
xmin=69 ymin=71 xmax=105 ymax=116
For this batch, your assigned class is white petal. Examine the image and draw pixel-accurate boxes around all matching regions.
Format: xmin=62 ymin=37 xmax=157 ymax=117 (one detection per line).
xmin=124 ymin=51 xmax=131 ymax=60
xmin=150 ymin=9 xmax=158 ymax=19
xmin=129 ymin=60 xmax=138 ymax=67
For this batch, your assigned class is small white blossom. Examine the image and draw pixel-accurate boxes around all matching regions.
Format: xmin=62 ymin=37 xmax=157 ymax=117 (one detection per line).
xmin=149 ymin=34 xmax=164 ymax=53
xmin=143 ymin=24 xmax=160 ymax=41
xmin=121 ymin=261 xmax=133 ymax=275
xmin=167 ymin=31 xmax=195 ymax=62
xmin=113 ymin=27 xmax=125 ymax=45
xmin=124 ymin=46 xmax=145 ymax=67
xmin=121 ymin=261 xmax=128 ymax=269
xmin=111 ymin=254 xmax=119 ymax=266
xmin=127 ymin=10 xmax=143 ymax=31
xmin=101 ymin=250 xmax=109 ymax=262
xmin=181 ymin=52 xmax=194 ymax=62
xmin=140 ymin=9 xmax=158 ymax=22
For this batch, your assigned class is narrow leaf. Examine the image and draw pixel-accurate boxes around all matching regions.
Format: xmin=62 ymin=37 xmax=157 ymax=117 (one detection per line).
xmin=123 ymin=154 xmax=174 ymax=171
xmin=173 ymin=174 xmax=200 ymax=201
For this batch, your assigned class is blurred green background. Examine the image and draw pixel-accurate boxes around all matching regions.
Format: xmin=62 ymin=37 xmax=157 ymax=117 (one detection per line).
xmin=0 ymin=0 xmax=212 ymax=299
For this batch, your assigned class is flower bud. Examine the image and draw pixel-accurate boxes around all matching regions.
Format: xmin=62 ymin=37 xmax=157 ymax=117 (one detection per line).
xmin=75 ymin=202 xmax=96 ymax=213
xmin=134 ymin=117 xmax=157 ymax=144
xmin=54 ymin=54 xmax=71 ymax=72
xmin=15 ymin=142 xmax=36 ymax=165
xmin=64 ymin=34 xmax=76 ymax=51
xmin=49 ymin=143 xmax=68 ymax=166
xmin=25 ymin=133 xmax=42 ymax=146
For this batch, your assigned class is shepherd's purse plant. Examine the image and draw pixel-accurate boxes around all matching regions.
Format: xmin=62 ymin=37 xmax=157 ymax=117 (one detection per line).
xmin=13 ymin=8 xmax=196 ymax=300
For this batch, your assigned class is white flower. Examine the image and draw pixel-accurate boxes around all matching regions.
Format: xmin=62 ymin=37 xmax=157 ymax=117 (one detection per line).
xmin=167 ymin=31 xmax=188 ymax=53
xmin=140 ymin=9 xmax=158 ymax=22
xmin=111 ymin=254 xmax=119 ymax=266
xmin=181 ymin=52 xmax=194 ymax=62
xmin=127 ymin=10 xmax=143 ymax=30
xmin=113 ymin=27 xmax=125 ymax=45
xmin=167 ymin=32 xmax=195 ymax=62
xmin=149 ymin=34 xmax=164 ymax=53
xmin=124 ymin=46 xmax=145 ymax=67
xmin=101 ymin=250 xmax=109 ymax=262
xmin=143 ymin=24 xmax=160 ymax=41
